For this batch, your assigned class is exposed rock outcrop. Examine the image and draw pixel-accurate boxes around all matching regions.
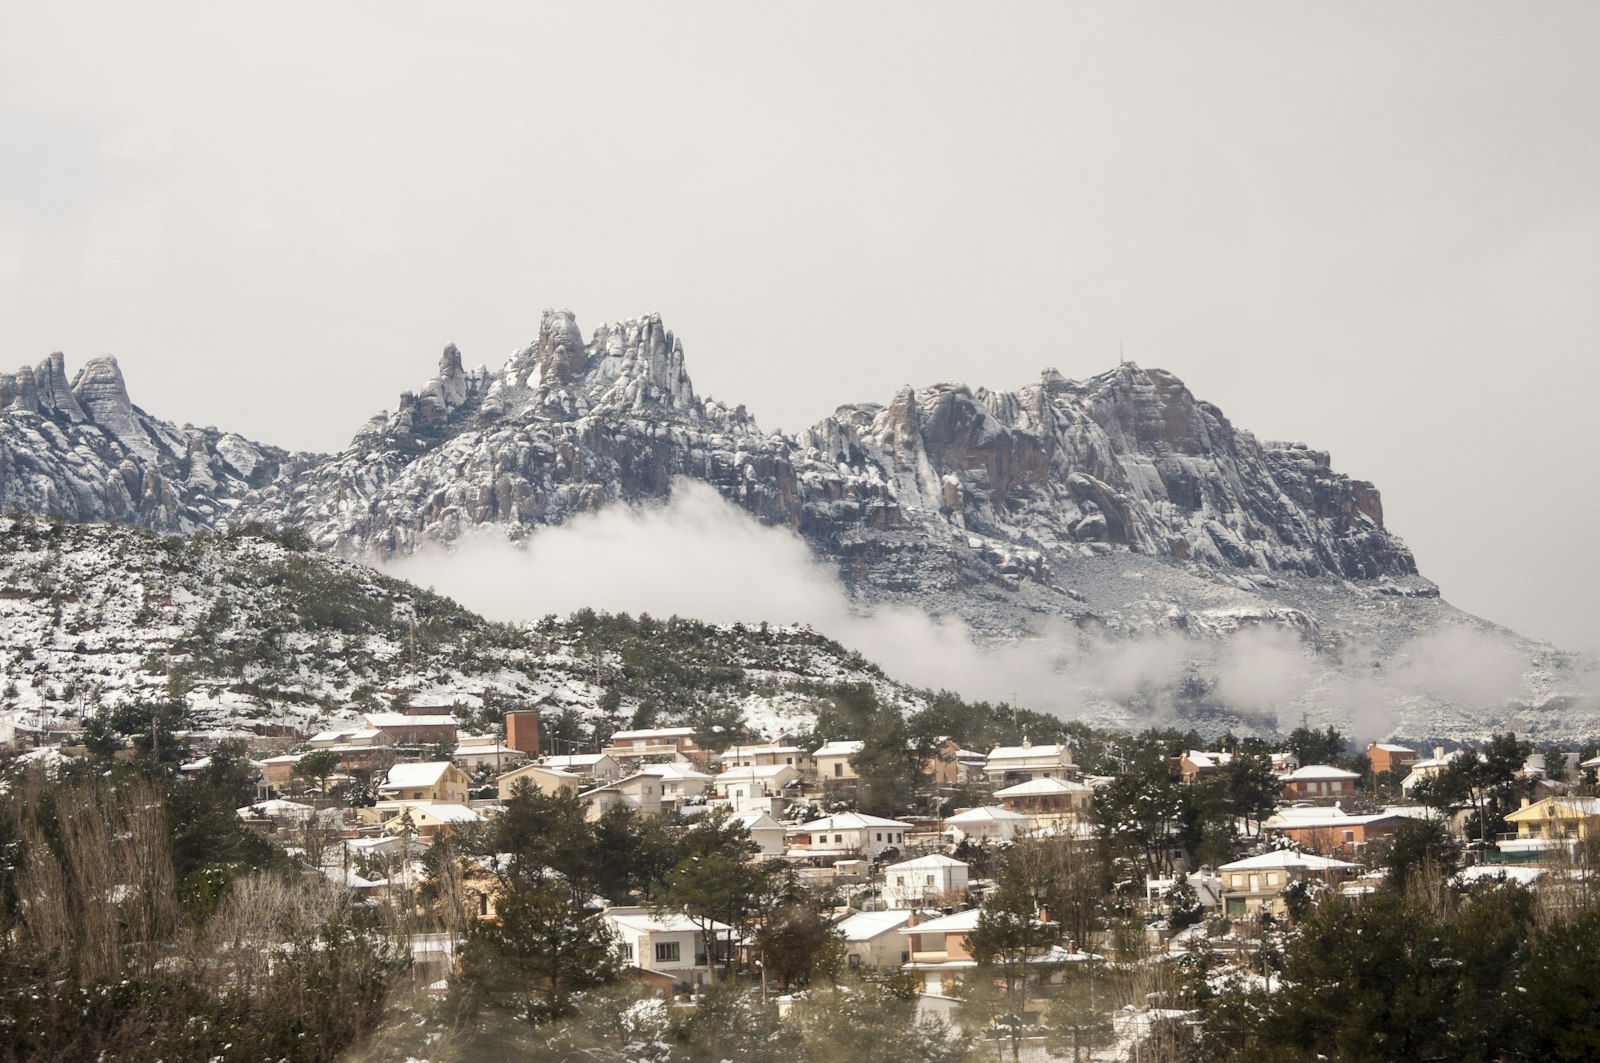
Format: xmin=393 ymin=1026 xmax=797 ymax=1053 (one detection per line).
xmin=2 ymin=312 xmax=1423 ymax=634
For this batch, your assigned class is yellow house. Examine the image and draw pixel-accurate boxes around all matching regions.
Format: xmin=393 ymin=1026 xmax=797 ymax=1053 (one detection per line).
xmin=495 ymin=762 xmax=583 ymax=800
xmin=1504 ymin=796 xmax=1600 ymax=842
xmin=1219 ymin=851 xmax=1361 ymax=918
xmin=814 ymin=740 xmax=864 ymax=792
xmin=377 ymin=761 xmax=472 ymax=804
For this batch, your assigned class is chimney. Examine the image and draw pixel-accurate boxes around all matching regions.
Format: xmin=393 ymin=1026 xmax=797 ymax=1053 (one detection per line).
xmin=1434 ymin=746 xmax=1445 ymax=760
xmin=505 ymin=710 xmax=542 ymax=758
xmin=1521 ymin=797 xmax=1530 ymax=809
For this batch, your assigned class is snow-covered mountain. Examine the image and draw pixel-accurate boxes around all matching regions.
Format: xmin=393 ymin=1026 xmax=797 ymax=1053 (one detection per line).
xmin=0 ymin=517 xmax=907 ymax=742
xmin=3 ymin=312 xmax=1593 ymax=739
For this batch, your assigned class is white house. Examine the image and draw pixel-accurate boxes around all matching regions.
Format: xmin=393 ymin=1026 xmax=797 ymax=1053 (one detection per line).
xmin=837 ymin=909 xmax=913 ymax=970
xmin=452 ymin=737 xmax=529 ymax=773
xmin=985 ymin=739 xmax=1077 ymax=785
xmin=603 ymin=906 xmax=731 ymax=989
xmin=541 ymin=753 xmax=622 ymax=785
xmin=791 ymin=812 xmax=912 ymax=860
xmin=884 ymin=854 xmax=970 ymax=909
xmin=713 ymin=763 xmax=801 ymax=804
xmin=731 ymin=809 xmax=788 ymax=858
xmin=638 ymin=762 xmax=714 ymax=807
xmin=580 ymin=772 xmax=663 ymax=820
xmin=814 ymin=740 xmax=864 ymax=791
xmin=944 ymin=805 xmax=1029 ymax=844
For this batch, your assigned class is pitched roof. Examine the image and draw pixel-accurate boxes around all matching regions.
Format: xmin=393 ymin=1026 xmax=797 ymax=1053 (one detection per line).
xmin=995 ymin=776 xmax=1093 ymax=798
xmin=364 ymin=712 xmax=458 ymax=728
xmin=638 ymin=762 xmax=713 ymax=781
xmin=1284 ymin=764 xmax=1361 ymax=781
xmin=837 ymin=909 xmax=912 ymax=941
xmin=542 ymin=753 xmax=613 ymax=769
xmin=382 ymin=762 xmax=454 ymax=789
xmin=799 ymin=811 xmax=913 ymax=831
xmin=814 ymin=740 xmax=864 ymax=758
xmin=608 ymin=727 xmax=696 ymax=741
xmin=1218 ymin=850 xmax=1361 ymax=873
xmin=887 ymin=854 xmax=969 ymax=872
xmin=715 ymin=763 xmax=797 ymax=782
xmin=945 ymin=805 xmax=1028 ymax=824
xmin=987 ymin=743 xmax=1073 ymax=763
xmin=901 ymin=908 xmax=981 ymax=934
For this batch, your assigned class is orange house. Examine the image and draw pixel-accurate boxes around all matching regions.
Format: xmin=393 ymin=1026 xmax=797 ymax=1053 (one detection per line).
xmin=1366 ymin=743 xmax=1418 ymax=776
xmin=1281 ymin=765 xmax=1360 ymax=801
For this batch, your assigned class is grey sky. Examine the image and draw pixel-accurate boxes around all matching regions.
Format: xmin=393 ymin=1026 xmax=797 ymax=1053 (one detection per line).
xmin=3 ymin=2 xmax=1597 ymax=654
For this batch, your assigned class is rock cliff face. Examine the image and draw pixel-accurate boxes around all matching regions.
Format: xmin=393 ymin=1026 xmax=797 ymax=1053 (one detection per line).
xmin=0 ymin=354 xmax=290 ymax=529
xmin=1 ymin=312 xmax=1422 ymax=633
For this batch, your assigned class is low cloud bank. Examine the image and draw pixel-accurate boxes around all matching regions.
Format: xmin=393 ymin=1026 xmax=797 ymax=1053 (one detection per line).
xmin=383 ymin=481 xmax=1541 ymax=739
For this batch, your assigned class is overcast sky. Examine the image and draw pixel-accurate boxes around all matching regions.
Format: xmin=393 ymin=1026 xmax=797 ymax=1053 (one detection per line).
xmin=3 ymin=2 xmax=1597 ymax=654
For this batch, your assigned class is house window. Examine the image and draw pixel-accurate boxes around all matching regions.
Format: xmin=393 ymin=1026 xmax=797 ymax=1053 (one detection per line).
xmin=619 ymin=942 xmax=635 ymax=960
xmin=655 ymin=942 xmax=681 ymax=963
xmin=876 ymin=833 xmax=883 ymax=842
xmin=848 ymin=954 xmax=862 ymax=968
xmin=1231 ymin=874 xmax=1244 ymax=888
xmin=1265 ymin=873 xmax=1278 ymax=887
xmin=1343 ymin=831 xmax=1355 ymax=843
xmin=835 ymin=834 xmax=844 ymax=844
xmin=834 ymin=763 xmax=843 ymax=777
xmin=925 ymin=875 xmax=935 ymax=887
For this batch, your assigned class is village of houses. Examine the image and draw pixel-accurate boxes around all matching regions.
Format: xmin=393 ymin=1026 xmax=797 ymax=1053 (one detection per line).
xmin=161 ymin=700 xmax=1600 ymax=1057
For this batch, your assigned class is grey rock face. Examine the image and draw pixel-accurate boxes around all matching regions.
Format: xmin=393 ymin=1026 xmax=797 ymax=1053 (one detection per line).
xmin=0 ymin=353 xmax=293 ymax=531
xmin=2 ymin=314 xmax=1420 ymax=633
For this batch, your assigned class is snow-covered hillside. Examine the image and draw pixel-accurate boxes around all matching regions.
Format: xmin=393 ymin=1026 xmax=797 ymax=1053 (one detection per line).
xmin=0 ymin=517 xmax=916 ymax=743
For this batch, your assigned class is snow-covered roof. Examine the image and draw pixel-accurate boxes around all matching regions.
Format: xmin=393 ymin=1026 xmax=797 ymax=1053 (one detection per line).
xmin=814 ymin=740 xmax=864 ymax=758
xmin=638 ymin=762 xmax=712 ymax=781
xmin=987 ymin=743 xmax=1073 ymax=764
xmin=715 ymin=763 xmax=796 ymax=781
xmin=994 ymin=777 xmax=1093 ymax=798
xmin=1266 ymin=811 xmax=1405 ymax=831
xmin=901 ymin=908 xmax=981 ymax=934
xmin=382 ymin=762 xmax=453 ymax=789
xmin=945 ymin=805 xmax=1028 ymax=824
xmin=453 ymin=743 xmax=523 ymax=758
xmin=799 ymin=812 xmax=913 ymax=831
xmin=732 ymin=810 xmax=783 ymax=830
xmin=1284 ymin=764 xmax=1360 ymax=781
xmin=887 ymin=854 xmax=968 ymax=872
xmin=405 ymin=803 xmax=481 ymax=824
xmin=1372 ymin=743 xmax=1415 ymax=754
xmin=1183 ymin=750 xmax=1233 ymax=768
xmin=1506 ymin=796 xmax=1600 ymax=819
xmin=502 ymin=761 xmax=581 ymax=781
xmin=837 ymin=909 xmax=912 ymax=941
xmin=1269 ymin=804 xmax=1349 ymax=823
xmin=542 ymin=753 xmax=613 ymax=768
xmin=364 ymin=712 xmax=458 ymax=728
xmin=1218 ymin=851 xmax=1361 ymax=873
xmin=238 ymin=799 xmax=313 ymax=818
xmin=604 ymin=906 xmax=731 ymax=935
xmin=609 ymin=727 xmax=695 ymax=741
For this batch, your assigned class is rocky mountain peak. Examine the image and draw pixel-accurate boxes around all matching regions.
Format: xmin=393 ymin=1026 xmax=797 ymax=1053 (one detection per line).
xmin=3 ymin=316 xmax=1422 ymax=635
xmin=1 ymin=352 xmax=87 ymax=422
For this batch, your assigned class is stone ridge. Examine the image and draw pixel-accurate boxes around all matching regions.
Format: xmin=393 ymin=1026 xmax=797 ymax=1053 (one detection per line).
xmin=1 ymin=314 xmax=1421 ymax=630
